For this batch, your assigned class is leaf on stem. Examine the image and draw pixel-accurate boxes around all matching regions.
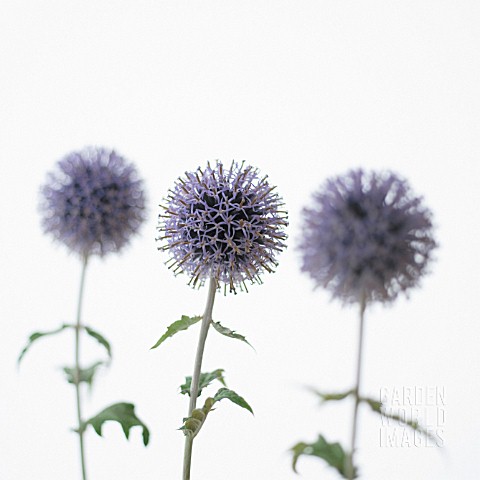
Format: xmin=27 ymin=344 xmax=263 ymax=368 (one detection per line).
xmin=361 ymin=396 xmax=437 ymax=442
xmin=150 ymin=315 xmax=202 ymax=349
xmin=310 ymin=388 xmax=354 ymax=403
xmin=63 ymin=361 xmax=105 ymax=388
xmin=211 ymin=321 xmax=254 ymax=349
xmin=85 ymin=326 xmax=112 ymax=359
xmin=180 ymin=369 xmax=226 ymax=397
xmin=213 ymin=387 xmax=254 ymax=415
xmin=180 ymin=388 xmax=253 ymax=439
xmin=361 ymin=397 xmax=383 ymax=413
xmin=17 ymin=324 xmax=74 ymax=364
xmin=291 ymin=434 xmax=356 ymax=478
xmin=83 ymin=402 xmax=150 ymax=446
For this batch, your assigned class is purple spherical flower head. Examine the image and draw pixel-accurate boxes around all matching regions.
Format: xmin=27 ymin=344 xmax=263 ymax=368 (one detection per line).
xmin=299 ymin=169 xmax=436 ymax=304
xmin=41 ymin=147 xmax=146 ymax=257
xmin=158 ymin=160 xmax=288 ymax=293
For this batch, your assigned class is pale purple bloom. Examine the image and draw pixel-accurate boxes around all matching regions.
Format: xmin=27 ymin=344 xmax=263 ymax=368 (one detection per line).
xmin=158 ymin=161 xmax=288 ymax=293
xmin=299 ymin=169 xmax=436 ymax=304
xmin=41 ymin=147 xmax=146 ymax=257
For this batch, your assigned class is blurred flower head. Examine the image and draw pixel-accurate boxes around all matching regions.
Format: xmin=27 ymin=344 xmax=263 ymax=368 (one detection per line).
xmin=298 ymin=169 xmax=436 ymax=304
xmin=158 ymin=160 xmax=288 ymax=293
xmin=41 ymin=147 xmax=146 ymax=257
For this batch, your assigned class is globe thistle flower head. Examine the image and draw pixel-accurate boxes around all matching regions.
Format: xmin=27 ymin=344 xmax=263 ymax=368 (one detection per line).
xmin=158 ymin=160 xmax=288 ymax=294
xmin=299 ymin=169 xmax=436 ymax=305
xmin=41 ymin=147 xmax=146 ymax=257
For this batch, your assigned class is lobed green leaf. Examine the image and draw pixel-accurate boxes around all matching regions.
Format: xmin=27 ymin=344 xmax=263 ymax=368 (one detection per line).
xmin=63 ymin=361 xmax=105 ymax=388
xmin=18 ymin=324 xmax=112 ymax=365
xmin=213 ymin=387 xmax=253 ymax=415
xmin=150 ymin=315 xmax=202 ymax=349
xmin=361 ymin=396 xmax=437 ymax=442
xmin=180 ymin=369 xmax=226 ymax=397
xmin=311 ymin=388 xmax=354 ymax=403
xmin=291 ymin=434 xmax=356 ymax=478
xmin=17 ymin=324 xmax=74 ymax=364
xmin=85 ymin=326 xmax=112 ymax=359
xmin=211 ymin=321 xmax=254 ymax=349
xmin=83 ymin=402 xmax=150 ymax=446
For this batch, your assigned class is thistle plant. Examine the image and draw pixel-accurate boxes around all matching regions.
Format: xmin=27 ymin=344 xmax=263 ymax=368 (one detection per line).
xmin=19 ymin=147 xmax=150 ymax=480
xmin=153 ymin=160 xmax=288 ymax=479
xmin=291 ymin=169 xmax=437 ymax=478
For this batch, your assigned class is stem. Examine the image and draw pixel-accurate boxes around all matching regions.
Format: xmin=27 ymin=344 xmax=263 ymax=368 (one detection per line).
xmin=182 ymin=277 xmax=217 ymax=480
xmin=75 ymin=255 xmax=89 ymax=480
xmin=347 ymin=295 xmax=367 ymax=480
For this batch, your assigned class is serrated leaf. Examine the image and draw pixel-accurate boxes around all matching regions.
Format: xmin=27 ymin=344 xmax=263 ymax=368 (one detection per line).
xmin=150 ymin=315 xmax=202 ymax=349
xmin=291 ymin=434 xmax=356 ymax=478
xmin=18 ymin=324 xmax=74 ymax=364
xmin=85 ymin=326 xmax=112 ymax=359
xmin=311 ymin=388 xmax=354 ymax=403
xmin=180 ymin=369 xmax=226 ymax=397
xmin=211 ymin=321 xmax=254 ymax=349
xmin=361 ymin=397 xmax=383 ymax=413
xmin=63 ymin=361 xmax=105 ymax=388
xmin=213 ymin=387 xmax=253 ymax=414
xmin=83 ymin=402 xmax=150 ymax=446
xmin=361 ymin=397 xmax=437 ymax=442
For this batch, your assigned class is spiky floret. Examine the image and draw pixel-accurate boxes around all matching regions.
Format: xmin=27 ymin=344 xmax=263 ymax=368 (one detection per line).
xmin=299 ymin=169 xmax=436 ymax=304
xmin=41 ymin=147 xmax=146 ymax=257
xmin=158 ymin=160 xmax=288 ymax=293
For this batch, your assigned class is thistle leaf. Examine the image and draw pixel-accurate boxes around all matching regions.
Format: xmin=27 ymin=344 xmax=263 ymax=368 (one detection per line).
xmin=83 ymin=402 xmax=150 ymax=446
xmin=18 ymin=324 xmax=74 ymax=364
xmin=361 ymin=396 xmax=437 ymax=441
xmin=85 ymin=326 xmax=112 ymax=359
xmin=361 ymin=397 xmax=383 ymax=413
xmin=291 ymin=434 xmax=356 ymax=478
xmin=311 ymin=388 xmax=354 ymax=403
xmin=150 ymin=315 xmax=202 ymax=349
xmin=213 ymin=387 xmax=253 ymax=415
xmin=180 ymin=369 xmax=226 ymax=397
xmin=211 ymin=321 xmax=254 ymax=349
xmin=63 ymin=361 xmax=105 ymax=388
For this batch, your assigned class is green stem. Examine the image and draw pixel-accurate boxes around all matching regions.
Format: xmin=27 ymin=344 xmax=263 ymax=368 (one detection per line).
xmin=182 ymin=277 xmax=217 ymax=480
xmin=75 ymin=255 xmax=89 ymax=480
xmin=347 ymin=295 xmax=367 ymax=480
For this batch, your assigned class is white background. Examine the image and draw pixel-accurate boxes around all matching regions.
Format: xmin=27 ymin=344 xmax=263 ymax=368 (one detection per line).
xmin=1 ymin=1 xmax=480 ymax=479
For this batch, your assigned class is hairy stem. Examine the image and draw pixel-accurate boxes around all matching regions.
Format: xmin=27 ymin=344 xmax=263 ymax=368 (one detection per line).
xmin=347 ymin=295 xmax=367 ymax=480
xmin=182 ymin=277 xmax=217 ymax=480
xmin=75 ymin=255 xmax=89 ymax=480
